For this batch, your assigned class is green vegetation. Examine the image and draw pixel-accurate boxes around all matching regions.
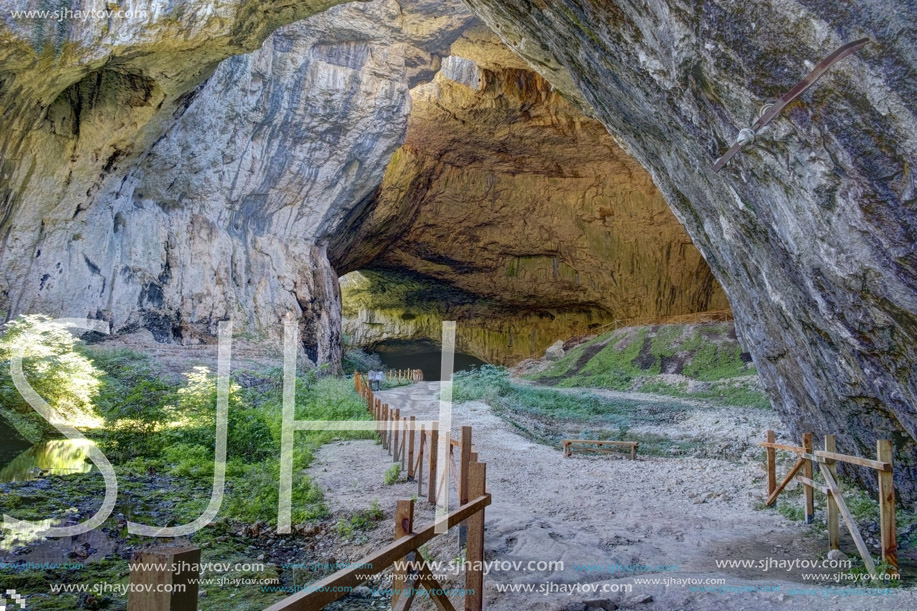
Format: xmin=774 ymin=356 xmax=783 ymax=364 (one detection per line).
xmin=454 ymin=366 xmax=700 ymax=455
xmin=336 ymin=500 xmax=384 ymax=541
xmin=639 ymin=379 xmax=770 ymax=409
xmin=527 ymin=323 xmax=769 ymax=408
xmin=383 ymin=462 xmax=402 ymax=485
xmin=341 ymin=348 xmax=383 ymax=374
xmin=0 ymin=314 xmax=374 ymax=610
xmin=0 ymin=315 xmax=104 ymax=440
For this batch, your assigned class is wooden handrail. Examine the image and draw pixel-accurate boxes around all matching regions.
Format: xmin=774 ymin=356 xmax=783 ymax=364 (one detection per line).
xmin=758 ymin=441 xmax=805 ymax=453
xmin=758 ymin=441 xmax=891 ymax=471
xmin=265 ymin=494 xmax=492 ymax=611
xmin=813 ymin=450 xmax=890 ymax=472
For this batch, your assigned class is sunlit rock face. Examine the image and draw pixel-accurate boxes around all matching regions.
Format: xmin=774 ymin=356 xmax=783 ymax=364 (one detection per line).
xmin=334 ymin=27 xmax=730 ymax=363
xmin=340 ymin=270 xmax=618 ymax=365
xmin=0 ymin=0 xmax=473 ymax=365
xmin=462 ymin=0 xmax=917 ymax=499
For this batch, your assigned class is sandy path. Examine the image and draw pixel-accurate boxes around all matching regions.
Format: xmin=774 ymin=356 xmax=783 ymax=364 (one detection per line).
xmin=311 ymin=382 xmax=914 ymax=610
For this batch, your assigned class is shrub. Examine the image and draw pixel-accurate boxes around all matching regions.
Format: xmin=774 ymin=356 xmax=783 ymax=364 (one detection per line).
xmin=341 ymin=349 xmax=383 ymax=375
xmin=383 ymin=463 xmax=401 ymax=485
xmin=0 ymin=314 xmax=103 ymax=437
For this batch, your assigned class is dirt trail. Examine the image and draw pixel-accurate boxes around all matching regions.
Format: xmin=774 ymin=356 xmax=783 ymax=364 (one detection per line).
xmin=311 ymin=382 xmax=915 ymax=610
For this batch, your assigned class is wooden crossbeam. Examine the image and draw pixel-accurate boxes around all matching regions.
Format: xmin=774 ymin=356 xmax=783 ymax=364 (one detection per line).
xmin=265 ymin=495 xmax=491 ymax=611
xmin=794 ymin=475 xmax=828 ymax=494
xmin=765 ymin=457 xmax=805 ymax=506
xmin=819 ymin=463 xmax=877 ymax=577
xmin=414 ymin=562 xmax=457 ymax=611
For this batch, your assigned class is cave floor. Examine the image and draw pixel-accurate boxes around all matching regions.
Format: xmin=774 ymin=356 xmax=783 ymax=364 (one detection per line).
xmin=310 ymin=382 xmax=916 ymax=611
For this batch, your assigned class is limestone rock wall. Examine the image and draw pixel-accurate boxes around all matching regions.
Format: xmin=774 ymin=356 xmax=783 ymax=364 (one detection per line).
xmin=0 ymin=0 xmax=473 ymax=364
xmin=462 ymin=0 xmax=917 ymax=499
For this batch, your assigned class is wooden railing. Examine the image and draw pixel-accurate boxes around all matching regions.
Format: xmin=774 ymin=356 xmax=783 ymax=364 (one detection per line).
xmin=267 ymin=374 xmax=490 ymax=610
xmin=760 ymin=430 xmax=897 ymax=577
xmin=380 ymin=369 xmax=424 ymax=383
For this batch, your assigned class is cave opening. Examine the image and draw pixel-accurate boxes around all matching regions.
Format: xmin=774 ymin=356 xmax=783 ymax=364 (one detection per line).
xmin=333 ymin=25 xmax=732 ymax=370
xmin=2 ymin=0 xmax=915 ymax=605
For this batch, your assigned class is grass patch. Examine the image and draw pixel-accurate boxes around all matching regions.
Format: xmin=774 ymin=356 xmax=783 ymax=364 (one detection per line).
xmin=637 ymin=379 xmax=770 ymax=409
xmin=454 ymin=366 xmax=700 ymax=456
xmin=336 ymin=500 xmax=385 ymax=542
xmin=383 ymin=463 xmax=402 ymax=485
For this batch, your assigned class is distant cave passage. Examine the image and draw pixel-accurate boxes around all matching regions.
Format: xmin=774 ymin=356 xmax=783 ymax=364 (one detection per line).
xmin=372 ymin=339 xmax=487 ymax=381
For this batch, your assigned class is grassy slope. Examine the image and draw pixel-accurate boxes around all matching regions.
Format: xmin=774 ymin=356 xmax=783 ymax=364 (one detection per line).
xmin=527 ymin=322 xmax=770 ymax=408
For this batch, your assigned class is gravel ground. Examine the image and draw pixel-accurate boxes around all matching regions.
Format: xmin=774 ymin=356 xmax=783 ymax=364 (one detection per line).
xmin=310 ymin=382 xmax=915 ymax=611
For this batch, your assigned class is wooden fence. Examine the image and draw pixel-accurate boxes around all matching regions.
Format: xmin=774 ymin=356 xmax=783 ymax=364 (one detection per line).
xmin=383 ymin=369 xmax=424 ymax=383
xmin=267 ymin=374 xmax=490 ymax=610
xmin=760 ymin=430 xmax=897 ymax=577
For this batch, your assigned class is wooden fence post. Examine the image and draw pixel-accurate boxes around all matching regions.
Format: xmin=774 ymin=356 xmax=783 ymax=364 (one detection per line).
xmin=392 ymin=499 xmax=415 ymax=610
xmin=407 ymin=416 xmax=416 ymax=478
xmin=382 ymin=404 xmax=389 ymax=451
xmin=388 ymin=408 xmax=395 ymax=455
xmin=766 ymin=430 xmax=776 ymax=497
xmin=460 ymin=427 xmax=472 ymax=507
xmin=393 ymin=409 xmax=401 ymax=462
xmin=400 ymin=418 xmax=407 ymax=469
xmin=465 ymin=462 xmax=486 ymax=611
xmin=429 ymin=424 xmax=439 ymax=503
xmin=459 ymin=427 xmax=472 ymax=548
xmin=417 ymin=426 xmax=426 ymax=494
xmin=877 ymin=439 xmax=898 ymax=575
xmin=802 ymin=432 xmax=814 ymax=523
xmin=376 ymin=401 xmax=382 ymax=437
xmin=128 ymin=546 xmax=200 ymax=611
xmin=825 ymin=434 xmax=839 ymax=551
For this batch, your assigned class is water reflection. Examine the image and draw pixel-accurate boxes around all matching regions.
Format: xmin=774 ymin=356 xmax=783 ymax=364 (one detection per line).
xmin=373 ymin=340 xmax=487 ymax=380
xmin=0 ymin=439 xmax=93 ymax=482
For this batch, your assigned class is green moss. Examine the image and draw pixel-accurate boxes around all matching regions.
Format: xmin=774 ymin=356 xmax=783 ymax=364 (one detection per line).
xmin=528 ymin=323 xmax=764 ymax=407
xmin=682 ymin=342 xmax=748 ymax=381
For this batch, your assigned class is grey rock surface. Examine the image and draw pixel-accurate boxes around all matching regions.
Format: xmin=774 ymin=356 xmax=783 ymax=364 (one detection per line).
xmin=0 ymin=0 xmax=473 ymax=365
xmin=545 ymin=340 xmax=566 ymax=361
xmin=463 ymin=0 xmax=917 ymax=499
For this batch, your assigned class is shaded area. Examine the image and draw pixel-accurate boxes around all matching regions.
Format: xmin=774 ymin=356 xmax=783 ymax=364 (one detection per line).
xmin=0 ymin=419 xmax=32 ymax=475
xmin=463 ymin=0 xmax=917 ymax=502
xmin=373 ymin=339 xmax=487 ymax=381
